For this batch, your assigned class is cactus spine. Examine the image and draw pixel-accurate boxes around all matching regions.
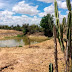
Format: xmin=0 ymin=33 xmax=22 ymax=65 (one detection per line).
xmin=49 ymin=63 xmax=53 ymax=72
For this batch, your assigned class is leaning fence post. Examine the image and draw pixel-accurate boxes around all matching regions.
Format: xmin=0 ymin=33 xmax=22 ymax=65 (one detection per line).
xmin=53 ymin=26 xmax=58 ymax=72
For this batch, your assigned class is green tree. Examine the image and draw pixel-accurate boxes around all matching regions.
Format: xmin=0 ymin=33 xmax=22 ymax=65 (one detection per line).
xmin=28 ymin=24 xmax=43 ymax=34
xmin=40 ymin=14 xmax=54 ymax=37
xmin=16 ymin=24 xmax=22 ymax=31
xmin=22 ymin=24 xmax=29 ymax=35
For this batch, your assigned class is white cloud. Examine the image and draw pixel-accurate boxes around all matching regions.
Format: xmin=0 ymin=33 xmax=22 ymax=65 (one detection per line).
xmin=58 ymin=1 xmax=72 ymax=9
xmin=0 ymin=0 xmax=20 ymax=10
xmin=37 ymin=0 xmax=72 ymax=10
xmin=38 ymin=4 xmax=67 ymax=23
xmin=37 ymin=0 xmax=54 ymax=3
xmin=0 ymin=0 xmax=71 ymax=26
xmin=44 ymin=5 xmax=54 ymax=13
xmin=38 ymin=12 xmax=47 ymax=17
xmin=38 ymin=4 xmax=54 ymax=17
xmin=58 ymin=1 xmax=67 ymax=9
xmin=0 ymin=10 xmax=15 ymax=16
xmin=59 ymin=14 xmax=67 ymax=23
xmin=12 ymin=1 xmax=39 ymax=16
xmin=66 ymin=11 xmax=69 ymax=14
xmin=0 ymin=10 xmax=41 ymax=26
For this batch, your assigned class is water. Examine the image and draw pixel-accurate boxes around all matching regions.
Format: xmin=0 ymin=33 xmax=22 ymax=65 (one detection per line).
xmin=0 ymin=37 xmax=46 ymax=47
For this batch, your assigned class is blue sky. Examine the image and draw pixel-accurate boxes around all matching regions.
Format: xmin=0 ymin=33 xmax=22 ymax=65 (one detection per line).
xmin=0 ymin=0 xmax=72 ymax=26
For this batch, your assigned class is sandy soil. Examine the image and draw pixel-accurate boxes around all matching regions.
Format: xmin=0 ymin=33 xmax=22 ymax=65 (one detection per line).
xmin=0 ymin=29 xmax=23 ymax=39
xmin=0 ymin=30 xmax=65 ymax=72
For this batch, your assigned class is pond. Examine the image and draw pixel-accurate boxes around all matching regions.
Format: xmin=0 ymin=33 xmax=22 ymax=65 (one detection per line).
xmin=0 ymin=36 xmax=48 ymax=47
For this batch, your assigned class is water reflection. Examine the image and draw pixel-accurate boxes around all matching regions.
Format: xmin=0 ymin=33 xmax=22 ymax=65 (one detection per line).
xmin=0 ymin=37 xmax=40 ymax=47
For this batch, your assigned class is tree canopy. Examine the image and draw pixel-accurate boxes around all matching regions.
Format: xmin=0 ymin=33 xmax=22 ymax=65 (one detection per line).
xmin=40 ymin=14 xmax=54 ymax=37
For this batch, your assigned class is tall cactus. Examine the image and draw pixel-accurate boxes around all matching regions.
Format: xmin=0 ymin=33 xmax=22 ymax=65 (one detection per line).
xmin=66 ymin=0 xmax=71 ymax=11
xmin=62 ymin=17 xmax=66 ymax=29
xmin=71 ymin=11 xmax=72 ymax=71
xmin=54 ymin=0 xmax=72 ymax=71
xmin=54 ymin=0 xmax=65 ymax=52
xmin=66 ymin=0 xmax=71 ymax=49
xmin=66 ymin=0 xmax=72 ymax=71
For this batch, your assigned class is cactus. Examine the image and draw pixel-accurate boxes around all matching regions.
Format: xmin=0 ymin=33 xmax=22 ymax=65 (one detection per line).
xmin=66 ymin=0 xmax=71 ymax=11
xmin=49 ymin=63 xmax=53 ymax=72
xmin=71 ymin=11 xmax=72 ymax=71
xmin=62 ymin=17 xmax=66 ymax=29
xmin=54 ymin=0 xmax=72 ymax=71
xmin=54 ymin=0 xmax=65 ymax=52
xmin=67 ymin=12 xmax=71 ymax=53
xmin=66 ymin=0 xmax=72 ymax=71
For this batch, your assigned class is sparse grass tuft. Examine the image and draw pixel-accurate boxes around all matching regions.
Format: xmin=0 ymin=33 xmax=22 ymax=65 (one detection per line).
xmin=18 ymin=45 xmax=22 ymax=47
xmin=17 ymin=34 xmax=24 ymax=37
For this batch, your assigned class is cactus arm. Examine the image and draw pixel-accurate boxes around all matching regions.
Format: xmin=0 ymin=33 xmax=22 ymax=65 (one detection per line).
xmin=66 ymin=0 xmax=71 ymax=11
xmin=54 ymin=0 xmax=59 ymax=18
xmin=62 ymin=17 xmax=66 ymax=29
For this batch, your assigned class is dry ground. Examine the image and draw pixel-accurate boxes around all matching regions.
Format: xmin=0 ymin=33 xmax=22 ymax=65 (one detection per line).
xmin=0 ymin=29 xmax=23 ymax=39
xmin=0 ymin=30 xmax=65 ymax=72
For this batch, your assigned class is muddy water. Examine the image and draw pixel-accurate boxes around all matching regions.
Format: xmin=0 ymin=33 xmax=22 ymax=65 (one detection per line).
xmin=0 ymin=36 xmax=46 ymax=47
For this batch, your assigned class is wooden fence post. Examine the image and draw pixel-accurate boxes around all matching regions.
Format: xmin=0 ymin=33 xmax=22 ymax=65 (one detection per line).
xmin=53 ymin=26 xmax=58 ymax=72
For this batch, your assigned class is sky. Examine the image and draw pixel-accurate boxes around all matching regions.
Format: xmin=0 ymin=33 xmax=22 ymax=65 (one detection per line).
xmin=0 ymin=0 xmax=72 ymax=26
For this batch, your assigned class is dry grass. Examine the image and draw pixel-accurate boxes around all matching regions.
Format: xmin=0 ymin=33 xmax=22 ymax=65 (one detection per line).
xmin=0 ymin=30 xmax=65 ymax=72
xmin=28 ymin=35 xmax=49 ymax=41
xmin=0 ymin=29 xmax=23 ymax=39
xmin=0 ymin=39 xmax=65 ymax=72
